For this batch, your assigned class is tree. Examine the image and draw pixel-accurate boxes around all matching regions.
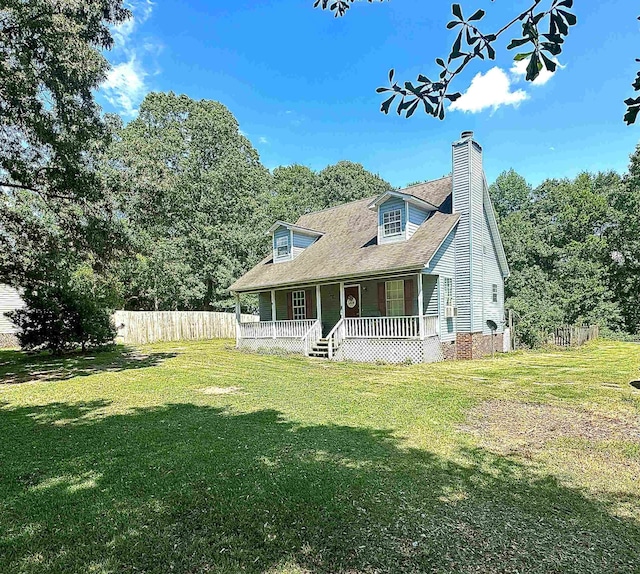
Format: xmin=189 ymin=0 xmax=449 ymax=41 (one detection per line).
xmin=490 ymin=169 xmax=624 ymax=346
xmin=314 ymin=1 xmax=639 ymax=124
xmin=107 ymin=92 xmax=271 ymax=311
xmin=489 ymin=169 xmax=532 ymax=220
xmin=0 ymin=0 xmax=129 ymax=207
xmin=8 ymin=262 xmax=119 ymax=354
xmin=608 ymin=145 xmax=640 ymax=334
xmin=316 ymin=161 xmax=392 ymax=206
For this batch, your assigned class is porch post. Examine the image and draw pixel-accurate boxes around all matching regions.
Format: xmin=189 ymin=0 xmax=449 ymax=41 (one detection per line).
xmin=315 ymin=284 xmax=322 ymax=324
xmin=339 ymin=282 xmax=345 ymax=319
xmin=417 ymin=273 xmax=425 ymax=340
xmin=234 ymin=293 xmax=241 ymax=348
xmin=271 ymin=289 xmax=276 ymax=339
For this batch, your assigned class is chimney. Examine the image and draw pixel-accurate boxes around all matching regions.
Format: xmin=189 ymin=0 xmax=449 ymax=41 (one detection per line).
xmin=451 ymin=131 xmax=484 ymax=334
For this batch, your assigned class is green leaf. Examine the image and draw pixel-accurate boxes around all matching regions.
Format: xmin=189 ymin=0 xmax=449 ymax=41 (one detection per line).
xmin=558 ymin=9 xmax=577 ymax=26
xmin=468 ymin=9 xmax=485 ymax=21
xmin=435 ymin=58 xmax=445 ymax=68
xmin=514 ymin=52 xmax=533 ymax=61
xmin=526 ymin=53 xmax=541 ymax=81
xmin=540 ymin=53 xmax=557 ymax=72
xmin=452 ymin=4 xmax=463 ymax=20
xmin=507 ymin=37 xmax=530 ymax=50
xmin=388 ymin=69 xmax=395 ymax=83
xmin=380 ymin=95 xmax=395 ymax=115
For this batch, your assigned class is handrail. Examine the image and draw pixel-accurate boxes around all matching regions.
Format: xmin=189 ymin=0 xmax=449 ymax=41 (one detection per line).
xmin=301 ymin=319 xmax=322 ymax=356
xmin=326 ymin=318 xmax=345 ymax=359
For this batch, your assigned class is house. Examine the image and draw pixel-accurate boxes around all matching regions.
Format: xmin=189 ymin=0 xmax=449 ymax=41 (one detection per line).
xmin=229 ymin=131 xmax=510 ymax=362
xmin=0 ymin=284 xmax=24 ymax=348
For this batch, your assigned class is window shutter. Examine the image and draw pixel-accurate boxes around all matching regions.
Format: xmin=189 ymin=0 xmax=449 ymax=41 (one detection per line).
xmin=377 ymin=282 xmax=386 ymax=315
xmin=286 ymin=292 xmax=293 ymax=320
xmin=305 ymin=289 xmax=313 ymax=319
xmin=404 ymin=279 xmax=414 ymax=315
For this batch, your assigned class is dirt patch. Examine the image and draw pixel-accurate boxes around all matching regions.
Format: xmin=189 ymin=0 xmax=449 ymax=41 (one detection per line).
xmin=200 ymin=386 xmax=243 ymax=395
xmin=461 ymin=400 xmax=640 ymax=454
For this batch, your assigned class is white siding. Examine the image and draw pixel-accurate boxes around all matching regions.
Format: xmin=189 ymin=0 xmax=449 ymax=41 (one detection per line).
xmin=378 ymin=197 xmax=406 ymax=244
xmin=425 ymin=228 xmax=456 ymax=341
xmin=452 ymin=140 xmax=472 ymax=332
xmin=406 ymin=203 xmax=429 ymax=239
xmin=482 ymin=208 xmax=505 ymax=334
xmin=452 ymin=136 xmax=485 ymax=334
xmin=0 ymin=285 xmax=24 ymax=334
xmin=292 ymin=231 xmax=317 ymax=259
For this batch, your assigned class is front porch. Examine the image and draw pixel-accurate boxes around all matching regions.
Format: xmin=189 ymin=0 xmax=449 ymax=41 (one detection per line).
xmin=235 ymin=274 xmax=452 ymax=363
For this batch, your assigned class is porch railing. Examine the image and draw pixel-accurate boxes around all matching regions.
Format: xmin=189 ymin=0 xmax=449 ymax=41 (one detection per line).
xmin=302 ymin=320 xmax=322 ymax=356
xmin=327 ymin=318 xmax=345 ymax=360
xmin=239 ymin=319 xmax=316 ymax=339
xmin=343 ymin=315 xmax=438 ymax=339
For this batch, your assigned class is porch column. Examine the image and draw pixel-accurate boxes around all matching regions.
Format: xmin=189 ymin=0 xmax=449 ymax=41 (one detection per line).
xmin=417 ymin=273 xmax=425 ymax=340
xmin=235 ymin=293 xmax=241 ymax=348
xmin=271 ymin=289 xmax=276 ymax=339
xmin=316 ymin=284 xmax=322 ymax=325
xmin=339 ymin=281 xmax=345 ymax=319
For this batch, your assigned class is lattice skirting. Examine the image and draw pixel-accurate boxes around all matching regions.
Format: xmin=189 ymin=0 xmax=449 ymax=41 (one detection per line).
xmin=238 ymin=338 xmax=305 ymax=355
xmin=334 ymin=337 xmax=444 ymax=364
xmin=0 ymin=333 xmax=19 ymax=349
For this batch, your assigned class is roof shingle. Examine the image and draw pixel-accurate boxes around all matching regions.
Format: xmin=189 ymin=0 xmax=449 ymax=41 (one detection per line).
xmin=229 ymin=177 xmax=457 ymax=292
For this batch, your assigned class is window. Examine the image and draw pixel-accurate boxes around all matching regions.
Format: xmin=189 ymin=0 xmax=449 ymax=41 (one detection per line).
xmin=292 ymin=290 xmax=306 ymax=319
xmin=492 ymin=283 xmax=498 ymax=303
xmin=382 ymin=209 xmax=402 ymax=237
xmin=443 ymin=277 xmax=454 ymax=308
xmin=385 ymin=280 xmax=405 ymax=316
xmin=276 ymin=235 xmax=290 ymax=258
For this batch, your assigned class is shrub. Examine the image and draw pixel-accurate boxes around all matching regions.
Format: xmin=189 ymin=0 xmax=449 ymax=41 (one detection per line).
xmin=7 ymin=264 xmax=118 ymax=354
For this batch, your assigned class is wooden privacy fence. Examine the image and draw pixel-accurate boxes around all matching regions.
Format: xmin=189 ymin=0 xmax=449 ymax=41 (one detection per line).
xmin=550 ymin=324 xmax=599 ymax=348
xmin=113 ymin=311 xmax=258 ymax=345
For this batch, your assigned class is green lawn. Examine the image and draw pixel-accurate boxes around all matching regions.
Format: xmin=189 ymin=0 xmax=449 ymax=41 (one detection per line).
xmin=1 ymin=340 xmax=639 ymax=573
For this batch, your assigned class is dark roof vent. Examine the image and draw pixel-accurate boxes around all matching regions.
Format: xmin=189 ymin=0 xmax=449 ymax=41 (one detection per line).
xmin=461 ymin=130 xmax=474 ymax=139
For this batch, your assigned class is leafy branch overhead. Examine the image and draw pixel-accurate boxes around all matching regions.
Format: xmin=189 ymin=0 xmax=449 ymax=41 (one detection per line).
xmin=316 ymin=1 xmax=638 ymax=125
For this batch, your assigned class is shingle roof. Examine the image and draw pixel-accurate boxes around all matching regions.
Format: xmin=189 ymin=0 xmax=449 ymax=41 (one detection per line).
xmin=229 ymin=177 xmax=457 ymax=292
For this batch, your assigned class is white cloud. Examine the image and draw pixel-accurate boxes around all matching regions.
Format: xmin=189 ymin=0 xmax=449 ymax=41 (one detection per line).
xmin=259 ymin=136 xmax=269 ymax=144
xmin=449 ymin=67 xmax=528 ymax=114
xmin=102 ymin=1 xmax=158 ymax=117
xmin=510 ymin=57 xmax=561 ymax=86
xmin=102 ymin=58 xmax=147 ymax=117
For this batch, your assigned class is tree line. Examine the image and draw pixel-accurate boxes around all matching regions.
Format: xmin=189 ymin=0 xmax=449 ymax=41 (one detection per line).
xmin=490 ymin=158 xmax=640 ymax=346
xmin=1 ymin=1 xmax=638 ymax=352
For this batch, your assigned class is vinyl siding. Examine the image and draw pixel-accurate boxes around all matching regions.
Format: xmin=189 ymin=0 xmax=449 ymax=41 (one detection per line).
xmin=482 ymin=208 xmax=505 ymax=334
xmin=0 ymin=285 xmax=24 ymax=334
xmin=452 ymin=137 xmax=485 ymax=334
xmin=273 ymin=226 xmax=292 ymax=263
xmin=406 ymin=204 xmax=429 ymax=239
xmin=426 ymin=227 xmax=457 ymax=341
xmin=378 ymin=197 xmax=406 ymax=244
xmin=258 ymin=292 xmax=272 ymax=321
xmin=320 ymin=283 xmax=341 ymax=336
xmin=471 ymin=142 xmax=485 ymax=333
xmin=292 ymin=231 xmax=317 ymax=258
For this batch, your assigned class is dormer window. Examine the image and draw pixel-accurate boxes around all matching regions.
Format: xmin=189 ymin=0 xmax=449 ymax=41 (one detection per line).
xmin=276 ymin=236 xmax=290 ymax=258
xmin=383 ymin=209 xmax=402 ymax=237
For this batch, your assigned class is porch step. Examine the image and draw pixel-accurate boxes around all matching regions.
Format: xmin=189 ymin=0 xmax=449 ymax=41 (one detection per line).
xmin=310 ymin=339 xmax=332 ymax=358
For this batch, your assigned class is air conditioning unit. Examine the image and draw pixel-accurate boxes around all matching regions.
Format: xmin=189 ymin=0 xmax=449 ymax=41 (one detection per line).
xmin=445 ymin=306 xmax=457 ymax=318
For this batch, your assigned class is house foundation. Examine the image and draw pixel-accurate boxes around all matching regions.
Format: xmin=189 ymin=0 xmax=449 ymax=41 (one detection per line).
xmin=453 ymin=332 xmax=504 ymax=360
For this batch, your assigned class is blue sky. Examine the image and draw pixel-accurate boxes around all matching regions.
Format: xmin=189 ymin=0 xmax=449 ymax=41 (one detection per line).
xmin=99 ymin=0 xmax=639 ymax=187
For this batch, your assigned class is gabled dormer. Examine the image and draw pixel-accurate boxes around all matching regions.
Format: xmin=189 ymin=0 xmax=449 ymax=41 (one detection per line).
xmin=267 ymin=221 xmax=323 ymax=263
xmin=368 ymin=191 xmax=437 ymax=244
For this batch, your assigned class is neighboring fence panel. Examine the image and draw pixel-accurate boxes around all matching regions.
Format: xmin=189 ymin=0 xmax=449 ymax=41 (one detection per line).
xmin=551 ymin=324 xmax=599 ymax=348
xmin=113 ymin=311 xmax=258 ymax=345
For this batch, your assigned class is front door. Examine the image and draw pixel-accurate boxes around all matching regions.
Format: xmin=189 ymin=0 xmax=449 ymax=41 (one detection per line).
xmin=344 ymin=285 xmax=360 ymax=318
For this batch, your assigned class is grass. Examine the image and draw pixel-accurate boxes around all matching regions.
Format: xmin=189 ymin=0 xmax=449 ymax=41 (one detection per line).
xmin=0 ymin=340 xmax=639 ymax=573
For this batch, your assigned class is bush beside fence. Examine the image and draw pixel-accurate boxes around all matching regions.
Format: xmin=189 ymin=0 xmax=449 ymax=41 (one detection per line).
xmin=113 ymin=311 xmax=258 ymax=345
